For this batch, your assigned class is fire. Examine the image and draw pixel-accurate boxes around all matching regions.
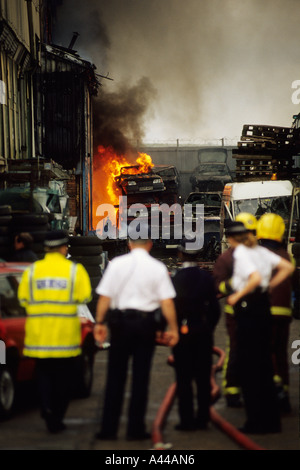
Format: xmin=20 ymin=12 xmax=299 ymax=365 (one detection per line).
xmin=92 ymin=145 xmax=154 ymax=229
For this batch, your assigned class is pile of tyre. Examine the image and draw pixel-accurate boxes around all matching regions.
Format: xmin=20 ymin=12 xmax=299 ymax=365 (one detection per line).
xmin=0 ymin=205 xmax=52 ymax=261
xmin=68 ymin=235 xmax=104 ymax=318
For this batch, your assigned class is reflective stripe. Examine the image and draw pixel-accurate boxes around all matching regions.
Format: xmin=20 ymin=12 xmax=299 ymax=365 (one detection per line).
xmin=224 ymin=304 xmax=234 ymax=314
xmin=24 ymin=344 xmax=80 ymax=351
xmin=219 ymin=281 xmax=228 ymax=295
xmin=273 ymin=375 xmax=282 ymax=385
xmin=29 ymin=264 xmax=35 ymax=303
xmin=69 ymin=263 xmax=77 ymax=302
xmin=26 ymin=300 xmax=80 ymax=306
xmin=26 ymin=313 xmax=78 ymax=318
xmin=271 ymin=306 xmax=292 ymax=316
xmin=224 ymin=387 xmax=241 ymax=395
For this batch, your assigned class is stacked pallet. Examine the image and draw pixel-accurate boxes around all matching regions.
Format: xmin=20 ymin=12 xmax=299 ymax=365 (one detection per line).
xmin=233 ymin=116 xmax=300 ymax=181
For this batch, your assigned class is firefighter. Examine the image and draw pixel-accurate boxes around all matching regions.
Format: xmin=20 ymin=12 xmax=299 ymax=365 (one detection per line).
xmin=256 ymin=213 xmax=294 ymax=412
xmin=227 ymin=221 xmax=295 ymax=434
xmin=213 ymin=213 xmax=257 ymax=408
xmin=18 ymin=230 xmax=92 ymax=433
xmin=172 ymin=239 xmax=220 ymax=430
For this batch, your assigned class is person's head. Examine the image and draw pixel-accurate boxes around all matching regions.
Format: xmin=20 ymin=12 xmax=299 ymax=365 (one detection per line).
xmin=225 ymin=221 xmax=249 ymax=248
xmin=128 ymin=238 xmax=153 ymax=252
xmin=127 ymin=222 xmax=153 ymax=252
xmin=256 ymin=213 xmax=286 ymax=243
xmin=14 ymin=232 xmax=34 ymax=251
xmin=235 ymin=212 xmax=257 ymax=247
xmin=44 ymin=230 xmax=69 ymax=257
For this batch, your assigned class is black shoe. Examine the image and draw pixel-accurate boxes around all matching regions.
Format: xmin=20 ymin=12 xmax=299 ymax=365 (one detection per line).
xmin=95 ymin=431 xmax=117 ymax=440
xmin=126 ymin=432 xmax=151 ymax=441
xmin=174 ymin=423 xmax=196 ymax=431
xmin=226 ymin=394 xmax=243 ymax=408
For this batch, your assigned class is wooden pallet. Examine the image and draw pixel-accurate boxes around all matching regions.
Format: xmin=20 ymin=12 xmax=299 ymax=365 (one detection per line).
xmin=241 ymin=124 xmax=292 ymax=142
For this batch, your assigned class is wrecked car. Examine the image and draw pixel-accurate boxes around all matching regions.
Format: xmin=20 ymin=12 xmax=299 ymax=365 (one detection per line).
xmin=184 ymin=191 xmax=222 ymax=217
xmin=190 ymin=162 xmax=232 ymax=192
xmin=114 ymin=165 xmax=165 ymax=195
xmin=153 ymin=165 xmax=181 ymax=194
xmin=190 ymin=147 xmax=232 ymax=192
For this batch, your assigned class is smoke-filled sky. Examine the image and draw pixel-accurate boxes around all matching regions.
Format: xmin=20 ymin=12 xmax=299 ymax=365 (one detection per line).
xmin=53 ymin=0 xmax=300 ymax=145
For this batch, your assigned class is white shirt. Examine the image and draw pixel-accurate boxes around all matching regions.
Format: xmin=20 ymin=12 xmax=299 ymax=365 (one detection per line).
xmin=96 ymin=248 xmax=176 ymax=311
xmin=232 ymin=244 xmax=281 ymax=292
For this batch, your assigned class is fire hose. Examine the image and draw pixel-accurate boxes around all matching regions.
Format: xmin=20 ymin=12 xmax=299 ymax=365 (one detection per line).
xmin=152 ymin=339 xmax=266 ymax=451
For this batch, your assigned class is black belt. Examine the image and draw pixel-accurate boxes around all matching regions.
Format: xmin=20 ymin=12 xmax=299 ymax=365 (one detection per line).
xmin=118 ymin=308 xmax=157 ymax=319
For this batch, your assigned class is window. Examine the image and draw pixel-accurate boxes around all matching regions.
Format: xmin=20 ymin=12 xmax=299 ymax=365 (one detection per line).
xmin=0 ymin=274 xmax=26 ymax=318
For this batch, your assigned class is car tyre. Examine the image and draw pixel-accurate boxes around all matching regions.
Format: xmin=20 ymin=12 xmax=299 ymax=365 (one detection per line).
xmin=0 ymin=367 xmax=15 ymax=420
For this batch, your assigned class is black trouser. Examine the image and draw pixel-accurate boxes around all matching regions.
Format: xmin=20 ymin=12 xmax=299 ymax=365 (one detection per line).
xmin=235 ymin=292 xmax=281 ymax=432
xmin=173 ymin=332 xmax=213 ymax=427
xmin=35 ymin=357 xmax=80 ymax=427
xmin=100 ymin=311 xmax=157 ymax=438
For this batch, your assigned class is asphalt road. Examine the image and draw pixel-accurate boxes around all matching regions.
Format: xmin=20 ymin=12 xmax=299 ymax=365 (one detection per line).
xmin=0 ymin=302 xmax=299 ymax=453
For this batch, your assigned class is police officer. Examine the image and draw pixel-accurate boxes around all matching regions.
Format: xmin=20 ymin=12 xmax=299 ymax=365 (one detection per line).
xmin=256 ymin=213 xmax=294 ymax=412
xmin=213 ymin=214 xmax=257 ymax=408
xmin=227 ymin=222 xmax=295 ymax=434
xmin=93 ymin=230 xmax=179 ymax=441
xmin=172 ymin=238 xmax=220 ymax=431
xmin=18 ymin=230 xmax=92 ymax=433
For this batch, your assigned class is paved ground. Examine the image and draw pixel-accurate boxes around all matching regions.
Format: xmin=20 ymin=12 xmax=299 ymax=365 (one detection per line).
xmin=0 ymin=306 xmax=298 ymax=453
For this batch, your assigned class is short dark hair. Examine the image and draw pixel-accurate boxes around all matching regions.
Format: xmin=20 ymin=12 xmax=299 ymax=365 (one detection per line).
xmin=16 ymin=232 xmax=34 ymax=249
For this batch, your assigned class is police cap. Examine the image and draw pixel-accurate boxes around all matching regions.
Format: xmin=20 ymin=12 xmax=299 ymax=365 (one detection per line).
xmin=225 ymin=221 xmax=248 ymax=236
xmin=44 ymin=230 xmax=69 ymax=248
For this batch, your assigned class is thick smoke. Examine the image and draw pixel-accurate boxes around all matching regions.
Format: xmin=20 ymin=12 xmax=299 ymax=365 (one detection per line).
xmin=92 ymin=77 xmax=157 ymax=157
xmin=52 ymin=0 xmax=300 ymax=144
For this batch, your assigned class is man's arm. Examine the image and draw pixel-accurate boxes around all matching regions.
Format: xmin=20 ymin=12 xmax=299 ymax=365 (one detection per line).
xmin=159 ymin=298 xmax=179 ymax=347
xmin=93 ymin=295 xmax=111 ymax=344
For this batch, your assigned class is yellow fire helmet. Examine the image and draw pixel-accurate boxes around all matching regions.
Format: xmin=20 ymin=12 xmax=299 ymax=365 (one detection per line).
xmin=256 ymin=213 xmax=286 ymax=242
xmin=235 ymin=212 xmax=257 ymax=232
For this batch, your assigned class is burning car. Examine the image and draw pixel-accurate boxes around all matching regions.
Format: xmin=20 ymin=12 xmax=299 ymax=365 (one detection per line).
xmin=114 ymin=165 xmax=165 ymax=195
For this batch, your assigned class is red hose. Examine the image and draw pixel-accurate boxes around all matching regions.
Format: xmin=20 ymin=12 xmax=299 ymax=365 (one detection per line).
xmin=151 ymin=345 xmax=266 ymax=450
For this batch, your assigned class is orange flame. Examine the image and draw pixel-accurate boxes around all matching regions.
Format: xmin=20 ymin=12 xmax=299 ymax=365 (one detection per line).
xmin=92 ymin=145 xmax=154 ymax=229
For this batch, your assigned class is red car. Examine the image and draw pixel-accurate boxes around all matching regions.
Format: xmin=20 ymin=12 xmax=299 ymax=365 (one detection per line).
xmin=0 ymin=262 xmax=97 ymax=420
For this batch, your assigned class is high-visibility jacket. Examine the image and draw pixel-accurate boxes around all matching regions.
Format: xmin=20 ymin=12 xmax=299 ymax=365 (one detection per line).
xmin=18 ymin=252 xmax=92 ymax=359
